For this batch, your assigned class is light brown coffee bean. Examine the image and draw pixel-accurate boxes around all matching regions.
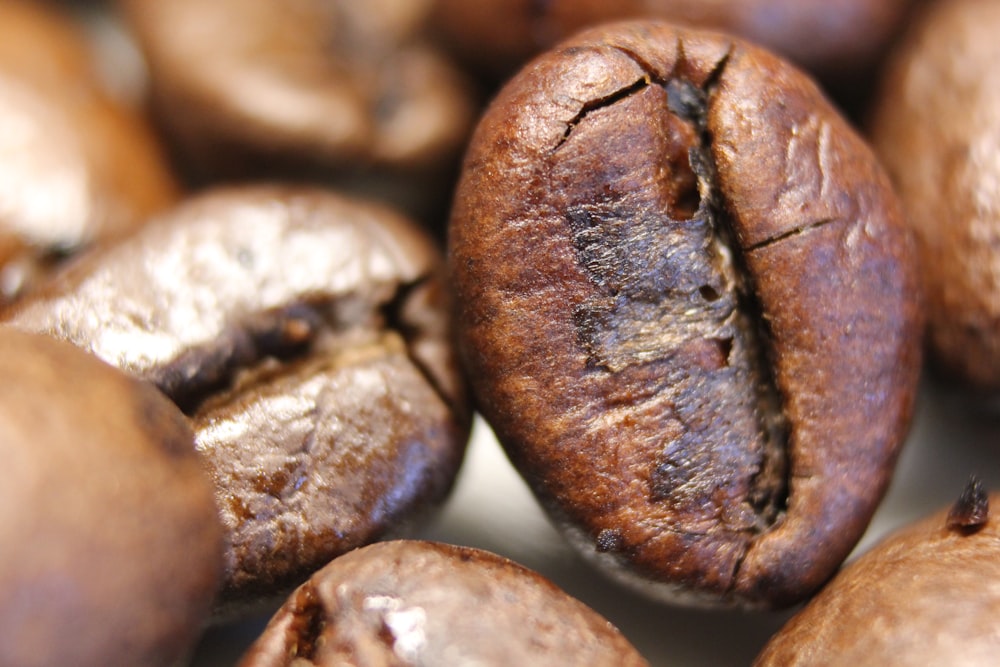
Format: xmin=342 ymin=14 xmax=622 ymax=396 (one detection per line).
xmin=755 ymin=480 xmax=1000 ymax=666
xmin=0 ymin=0 xmax=178 ymax=303
xmin=870 ymin=0 xmax=1000 ymax=390
xmin=118 ymin=0 xmax=476 ymax=182
xmin=0 ymin=328 xmax=223 ymax=667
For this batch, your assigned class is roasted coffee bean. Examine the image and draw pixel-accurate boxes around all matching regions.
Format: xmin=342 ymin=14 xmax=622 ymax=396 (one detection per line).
xmin=0 ymin=328 xmax=222 ymax=667
xmin=448 ymin=21 xmax=922 ymax=608
xmin=431 ymin=0 xmax=914 ymax=83
xmin=118 ymin=0 xmax=476 ymax=183
xmin=870 ymin=0 xmax=1000 ymax=390
xmin=3 ymin=185 xmax=471 ymax=613
xmin=0 ymin=0 xmax=178 ymax=303
xmin=755 ymin=481 xmax=1000 ymax=666
xmin=237 ymin=540 xmax=649 ymax=667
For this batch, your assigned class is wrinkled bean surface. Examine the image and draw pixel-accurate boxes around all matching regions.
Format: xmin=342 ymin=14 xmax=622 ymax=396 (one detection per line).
xmin=448 ymin=21 xmax=922 ymax=608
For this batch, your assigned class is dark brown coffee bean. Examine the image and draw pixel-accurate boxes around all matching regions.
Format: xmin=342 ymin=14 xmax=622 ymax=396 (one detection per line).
xmin=3 ymin=185 xmax=471 ymax=613
xmin=118 ymin=0 xmax=476 ymax=180
xmin=448 ymin=21 xmax=922 ymax=608
xmin=755 ymin=483 xmax=1000 ymax=666
xmin=237 ymin=540 xmax=649 ymax=667
xmin=0 ymin=328 xmax=223 ymax=667
xmin=0 ymin=0 xmax=178 ymax=303
xmin=432 ymin=0 xmax=914 ymax=82
xmin=870 ymin=0 xmax=1000 ymax=390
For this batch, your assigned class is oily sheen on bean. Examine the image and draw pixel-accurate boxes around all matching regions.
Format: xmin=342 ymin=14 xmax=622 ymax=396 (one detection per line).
xmin=3 ymin=185 xmax=471 ymax=614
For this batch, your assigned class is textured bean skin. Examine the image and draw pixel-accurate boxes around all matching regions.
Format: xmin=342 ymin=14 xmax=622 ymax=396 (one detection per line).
xmin=448 ymin=21 xmax=922 ymax=608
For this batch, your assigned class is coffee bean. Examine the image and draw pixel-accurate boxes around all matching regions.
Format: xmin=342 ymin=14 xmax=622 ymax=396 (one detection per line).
xmin=0 ymin=0 xmax=178 ymax=303
xmin=237 ymin=540 xmax=650 ymax=666
xmin=0 ymin=328 xmax=222 ymax=667
xmin=118 ymin=0 xmax=476 ymax=182
xmin=755 ymin=483 xmax=1000 ymax=665
xmin=448 ymin=21 xmax=922 ymax=608
xmin=870 ymin=0 xmax=1000 ymax=390
xmin=3 ymin=184 xmax=471 ymax=613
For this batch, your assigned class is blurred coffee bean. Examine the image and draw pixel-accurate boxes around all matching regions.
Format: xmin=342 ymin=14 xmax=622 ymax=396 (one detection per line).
xmin=0 ymin=0 xmax=178 ymax=303
xmin=431 ymin=0 xmax=914 ymax=92
xmin=0 ymin=328 xmax=223 ymax=667
xmin=118 ymin=0 xmax=478 ymax=226
xmin=871 ymin=0 xmax=1000 ymax=390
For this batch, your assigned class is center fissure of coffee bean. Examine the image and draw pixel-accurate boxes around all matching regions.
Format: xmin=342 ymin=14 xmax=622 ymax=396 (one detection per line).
xmin=559 ymin=46 xmax=789 ymax=542
xmin=161 ymin=302 xmax=323 ymax=414
xmin=378 ymin=276 xmax=461 ymax=412
xmin=166 ymin=279 xmax=439 ymax=416
xmin=667 ymin=63 xmax=790 ymax=541
xmin=289 ymin=584 xmax=327 ymax=661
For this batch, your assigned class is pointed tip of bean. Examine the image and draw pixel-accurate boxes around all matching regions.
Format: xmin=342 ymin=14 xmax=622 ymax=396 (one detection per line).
xmin=946 ymin=475 xmax=989 ymax=533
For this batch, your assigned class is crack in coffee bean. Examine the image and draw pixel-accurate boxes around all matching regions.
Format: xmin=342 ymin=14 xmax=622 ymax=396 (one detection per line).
xmin=554 ymin=75 xmax=651 ymax=152
xmin=746 ymin=217 xmax=838 ymax=252
xmin=377 ymin=276 xmax=462 ymax=412
xmin=450 ymin=21 xmax=922 ymax=608
xmin=160 ymin=280 xmax=442 ymax=419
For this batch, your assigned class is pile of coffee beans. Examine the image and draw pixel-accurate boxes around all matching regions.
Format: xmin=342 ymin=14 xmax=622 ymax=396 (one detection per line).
xmin=3 ymin=0 xmax=1000 ymax=664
